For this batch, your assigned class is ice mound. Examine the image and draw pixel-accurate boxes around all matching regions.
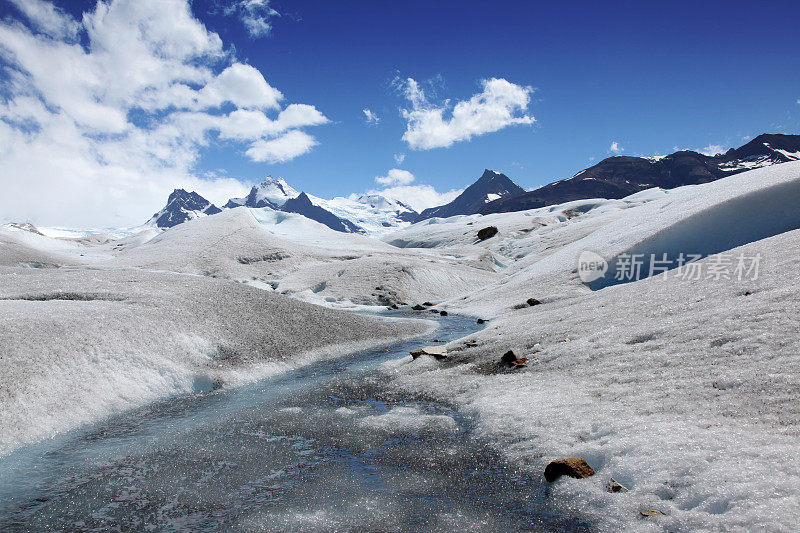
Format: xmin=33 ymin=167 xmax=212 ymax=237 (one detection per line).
xmin=358 ymin=406 xmax=458 ymax=433
xmin=0 ymin=267 xmax=430 ymax=456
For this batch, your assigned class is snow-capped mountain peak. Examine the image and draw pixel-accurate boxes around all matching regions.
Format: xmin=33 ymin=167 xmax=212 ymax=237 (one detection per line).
xmin=224 ymin=176 xmax=300 ymax=209
xmin=250 ymin=176 xmax=299 ymax=207
xmin=148 ymin=189 xmax=221 ymax=228
xmin=353 ymin=194 xmax=414 ymax=213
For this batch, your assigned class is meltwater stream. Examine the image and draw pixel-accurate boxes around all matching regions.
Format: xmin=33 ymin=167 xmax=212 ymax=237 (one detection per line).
xmin=0 ymin=314 xmax=587 ymax=532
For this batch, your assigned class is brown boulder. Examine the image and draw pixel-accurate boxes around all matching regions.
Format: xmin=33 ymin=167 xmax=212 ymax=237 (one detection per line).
xmin=412 ymin=304 xmax=426 ymax=311
xmin=640 ymin=510 xmax=666 ymax=517
xmin=544 ymin=458 xmax=595 ymax=482
xmin=526 ymin=298 xmax=542 ymax=306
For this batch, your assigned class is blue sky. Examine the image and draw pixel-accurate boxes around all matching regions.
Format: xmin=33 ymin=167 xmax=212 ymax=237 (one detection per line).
xmin=1 ymin=0 xmax=799 ymax=225
xmin=197 ymin=0 xmax=800 ymax=194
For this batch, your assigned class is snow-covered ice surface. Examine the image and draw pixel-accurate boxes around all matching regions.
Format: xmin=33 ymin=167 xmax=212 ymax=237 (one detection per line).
xmin=2 ymin=160 xmax=800 ymax=530
xmin=308 ymin=193 xmax=416 ymax=235
xmin=0 ymin=266 xmax=431 ymax=456
xmin=374 ymin=161 xmax=800 ymax=531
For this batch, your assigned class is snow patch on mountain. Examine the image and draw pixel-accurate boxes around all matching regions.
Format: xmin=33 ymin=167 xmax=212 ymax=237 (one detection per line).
xmin=224 ymin=176 xmax=299 ymax=209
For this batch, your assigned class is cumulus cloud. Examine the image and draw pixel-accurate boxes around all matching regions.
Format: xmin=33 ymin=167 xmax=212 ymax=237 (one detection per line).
xmin=246 ymin=130 xmax=318 ymax=163
xmin=362 ymin=108 xmax=380 ymax=124
xmin=698 ymin=144 xmax=727 ymax=156
xmin=375 ymin=168 xmax=415 ymax=186
xmin=393 ymin=153 xmax=405 ymax=164
xmin=609 ymin=141 xmax=623 ymax=154
xmin=0 ymin=0 xmax=328 ymax=226
xmin=224 ymin=0 xmax=280 ymax=38
xmin=365 ymin=185 xmax=462 ymax=213
xmin=398 ymin=77 xmax=534 ymax=150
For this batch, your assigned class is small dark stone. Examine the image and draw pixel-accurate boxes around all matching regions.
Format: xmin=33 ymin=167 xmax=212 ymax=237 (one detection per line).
xmin=439 ymin=310 xmax=448 ymax=316
xmin=527 ymin=298 xmax=542 ymax=306
xmin=410 ymin=346 xmax=448 ymax=360
xmin=477 ymin=318 xmax=486 ymax=324
xmin=412 ymin=304 xmax=426 ymax=311
xmin=477 ymin=226 xmax=499 ymax=241
xmin=423 ymin=301 xmax=435 ymax=306
xmin=500 ymin=350 xmax=518 ymax=365
xmin=544 ymin=458 xmax=595 ymax=482
xmin=607 ymin=478 xmax=629 ymax=493
xmin=640 ymin=510 xmax=666 ymax=517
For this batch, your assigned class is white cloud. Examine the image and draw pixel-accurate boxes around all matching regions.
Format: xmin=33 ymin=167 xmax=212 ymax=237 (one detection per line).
xmin=225 ymin=0 xmax=280 ymax=38
xmin=398 ymin=77 xmax=534 ymax=150
xmin=7 ymin=0 xmax=81 ymax=39
xmin=362 ymin=108 xmax=380 ymax=124
xmin=393 ymin=153 xmax=405 ymax=164
xmin=0 ymin=0 xmax=327 ymax=227
xmin=609 ymin=141 xmax=623 ymax=154
xmin=365 ymin=184 xmax=462 ymax=213
xmin=246 ymin=130 xmax=318 ymax=163
xmin=375 ymin=168 xmax=415 ymax=186
xmin=699 ymin=144 xmax=727 ymax=156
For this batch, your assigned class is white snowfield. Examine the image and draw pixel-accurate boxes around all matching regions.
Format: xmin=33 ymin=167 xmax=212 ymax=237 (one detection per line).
xmin=0 ymin=209 xmax=445 ymax=456
xmin=378 ymin=161 xmax=800 ymax=531
xmin=1 ymin=161 xmax=800 ymax=530
xmin=308 ymin=193 xmax=416 ymax=235
xmin=0 ymin=267 xmax=432 ymax=456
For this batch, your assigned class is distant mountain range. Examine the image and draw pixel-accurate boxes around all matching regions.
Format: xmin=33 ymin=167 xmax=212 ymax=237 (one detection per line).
xmin=149 ymin=177 xmax=417 ymax=233
xmin=479 ymin=133 xmax=800 ymax=214
xmin=148 ymin=133 xmax=800 ymax=232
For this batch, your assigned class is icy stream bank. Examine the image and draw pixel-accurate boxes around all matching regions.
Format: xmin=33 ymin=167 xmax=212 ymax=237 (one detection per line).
xmin=0 ymin=314 xmax=586 ymax=532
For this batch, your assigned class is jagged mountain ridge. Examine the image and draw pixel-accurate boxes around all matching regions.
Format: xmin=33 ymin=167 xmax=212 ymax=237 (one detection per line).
xmin=478 ymin=133 xmax=800 ymax=215
xmin=281 ymin=193 xmax=364 ymax=233
xmin=148 ymin=189 xmax=221 ymax=228
xmin=149 ymin=177 xmax=418 ymax=233
xmin=147 ymin=133 xmax=799 ymax=231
